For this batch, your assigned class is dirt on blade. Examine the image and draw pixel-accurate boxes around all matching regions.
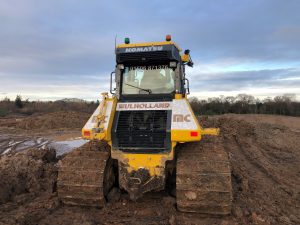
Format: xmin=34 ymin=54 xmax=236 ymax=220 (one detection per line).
xmin=0 ymin=113 xmax=299 ymax=225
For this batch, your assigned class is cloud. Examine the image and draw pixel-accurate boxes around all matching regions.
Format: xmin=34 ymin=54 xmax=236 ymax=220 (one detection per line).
xmin=0 ymin=0 xmax=300 ymax=100
xmin=188 ymin=68 xmax=300 ymax=100
xmin=189 ymin=68 xmax=300 ymax=91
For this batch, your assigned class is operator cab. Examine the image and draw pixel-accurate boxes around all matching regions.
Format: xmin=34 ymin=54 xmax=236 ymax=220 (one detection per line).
xmin=111 ymin=35 xmax=192 ymax=101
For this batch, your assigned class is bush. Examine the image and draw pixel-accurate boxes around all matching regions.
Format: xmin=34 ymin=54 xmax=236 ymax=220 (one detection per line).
xmin=15 ymin=95 xmax=23 ymax=108
xmin=0 ymin=108 xmax=8 ymax=117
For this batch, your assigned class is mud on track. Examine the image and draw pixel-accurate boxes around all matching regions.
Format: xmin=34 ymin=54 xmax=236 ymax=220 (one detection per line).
xmin=0 ymin=114 xmax=299 ymax=225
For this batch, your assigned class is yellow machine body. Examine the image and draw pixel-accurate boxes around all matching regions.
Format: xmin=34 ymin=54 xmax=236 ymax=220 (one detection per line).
xmin=82 ymin=39 xmax=219 ymax=198
xmin=82 ymin=95 xmax=218 ymax=178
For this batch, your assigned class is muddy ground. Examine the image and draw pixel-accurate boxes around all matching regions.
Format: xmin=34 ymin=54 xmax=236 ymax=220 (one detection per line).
xmin=0 ymin=112 xmax=299 ymax=225
xmin=0 ymin=111 xmax=89 ymax=156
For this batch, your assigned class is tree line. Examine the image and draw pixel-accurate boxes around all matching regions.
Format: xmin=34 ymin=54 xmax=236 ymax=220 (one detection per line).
xmin=0 ymin=94 xmax=299 ymax=117
xmin=0 ymin=95 xmax=98 ymax=117
xmin=189 ymin=94 xmax=300 ymax=116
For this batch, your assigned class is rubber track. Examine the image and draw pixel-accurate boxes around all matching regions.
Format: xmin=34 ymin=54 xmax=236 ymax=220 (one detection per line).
xmin=176 ymin=141 xmax=232 ymax=215
xmin=57 ymin=141 xmax=110 ymax=207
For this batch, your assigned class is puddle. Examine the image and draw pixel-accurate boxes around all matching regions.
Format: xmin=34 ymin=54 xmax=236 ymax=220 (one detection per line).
xmin=1 ymin=136 xmax=88 ymax=156
xmin=49 ymin=139 xmax=88 ymax=156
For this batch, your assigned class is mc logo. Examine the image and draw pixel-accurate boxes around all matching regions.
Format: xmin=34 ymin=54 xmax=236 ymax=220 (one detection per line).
xmin=173 ymin=114 xmax=191 ymax=122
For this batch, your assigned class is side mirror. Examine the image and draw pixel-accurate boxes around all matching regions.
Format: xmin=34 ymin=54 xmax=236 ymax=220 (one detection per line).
xmin=184 ymin=78 xmax=190 ymax=95
xmin=110 ymin=71 xmax=116 ymax=94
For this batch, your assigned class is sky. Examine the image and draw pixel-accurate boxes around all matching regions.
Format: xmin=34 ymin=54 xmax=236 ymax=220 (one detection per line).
xmin=0 ymin=0 xmax=300 ymax=101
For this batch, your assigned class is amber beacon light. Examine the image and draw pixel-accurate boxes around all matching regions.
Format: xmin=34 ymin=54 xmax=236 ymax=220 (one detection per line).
xmin=166 ymin=34 xmax=171 ymax=41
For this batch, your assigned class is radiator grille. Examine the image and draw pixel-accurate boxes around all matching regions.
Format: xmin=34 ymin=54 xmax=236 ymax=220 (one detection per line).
xmin=116 ymin=110 xmax=168 ymax=149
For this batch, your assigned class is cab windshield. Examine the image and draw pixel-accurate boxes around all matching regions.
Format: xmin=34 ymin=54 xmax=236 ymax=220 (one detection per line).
xmin=122 ymin=65 xmax=175 ymax=94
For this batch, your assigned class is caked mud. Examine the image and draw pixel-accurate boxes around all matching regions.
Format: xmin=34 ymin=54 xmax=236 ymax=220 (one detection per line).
xmin=0 ymin=113 xmax=299 ymax=225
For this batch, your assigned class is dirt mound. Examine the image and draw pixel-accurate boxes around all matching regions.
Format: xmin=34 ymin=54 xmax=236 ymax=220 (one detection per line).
xmin=0 ymin=148 xmax=58 ymax=225
xmin=0 ymin=148 xmax=57 ymax=204
xmin=16 ymin=111 xmax=90 ymax=130
xmin=0 ymin=111 xmax=90 ymax=130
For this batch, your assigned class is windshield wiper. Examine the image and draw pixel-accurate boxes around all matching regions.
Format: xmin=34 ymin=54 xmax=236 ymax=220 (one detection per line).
xmin=125 ymin=83 xmax=152 ymax=94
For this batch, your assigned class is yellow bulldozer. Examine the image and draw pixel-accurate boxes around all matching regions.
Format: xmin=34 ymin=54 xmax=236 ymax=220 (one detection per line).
xmin=57 ymin=35 xmax=232 ymax=215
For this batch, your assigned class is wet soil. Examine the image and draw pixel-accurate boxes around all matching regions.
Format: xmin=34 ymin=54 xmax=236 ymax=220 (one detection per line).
xmin=0 ymin=111 xmax=87 ymax=155
xmin=0 ymin=113 xmax=299 ymax=225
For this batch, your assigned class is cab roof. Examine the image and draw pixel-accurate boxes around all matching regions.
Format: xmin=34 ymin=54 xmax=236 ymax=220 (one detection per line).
xmin=117 ymin=41 xmax=182 ymax=52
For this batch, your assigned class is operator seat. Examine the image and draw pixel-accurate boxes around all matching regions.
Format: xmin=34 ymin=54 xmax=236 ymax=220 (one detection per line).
xmin=140 ymin=70 xmax=166 ymax=92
